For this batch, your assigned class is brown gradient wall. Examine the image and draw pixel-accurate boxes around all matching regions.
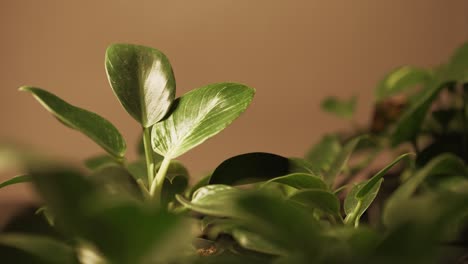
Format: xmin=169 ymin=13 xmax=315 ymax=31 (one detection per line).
xmin=0 ymin=0 xmax=467 ymax=203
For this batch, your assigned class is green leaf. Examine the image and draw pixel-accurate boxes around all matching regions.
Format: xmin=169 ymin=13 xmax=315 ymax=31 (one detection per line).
xmin=161 ymin=160 xmax=189 ymax=205
xmin=305 ymin=134 xmax=342 ymax=173
xmin=375 ymin=66 xmax=430 ymax=101
xmin=344 ymin=179 xmax=383 ymax=227
xmin=0 ymin=234 xmax=78 ymax=264
xmin=356 ymin=153 xmax=411 ymax=199
xmin=176 ymin=185 xmax=244 ymax=217
xmin=383 ymin=153 xmax=467 ymax=227
xmin=0 ymin=175 xmax=31 ymax=189
xmin=289 ymin=189 xmax=340 ymax=216
xmin=105 ymin=43 xmax=176 ymax=127
xmin=440 ymin=42 xmax=468 ymax=82
xmin=19 ymin=87 xmax=126 ymax=158
xmin=263 ymin=173 xmax=327 ymax=190
xmin=209 ymin=153 xmax=290 ymax=185
xmin=231 ymin=228 xmax=284 ymax=255
xmin=324 ymin=136 xmax=363 ymax=186
xmin=84 ymin=154 xmax=118 ymax=170
xmin=391 ymin=82 xmax=445 ymax=146
xmin=321 ymin=96 xmax=356 ymax=119
xmin=151 ymin=83 xmax=254 ymax=158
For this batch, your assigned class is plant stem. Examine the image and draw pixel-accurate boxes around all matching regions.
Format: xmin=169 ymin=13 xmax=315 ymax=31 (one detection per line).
xmin=143 ymin=127 xmax=154 ymax=188
xmin=150 ymin=156 xmax=171 ymax=200
xmin=344 ymin=199 xmax=362 ymax=227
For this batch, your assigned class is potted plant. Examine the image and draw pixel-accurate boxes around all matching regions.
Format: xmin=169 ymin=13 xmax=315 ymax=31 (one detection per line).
xmin=0 ymin=42 xmax=467 ymax=263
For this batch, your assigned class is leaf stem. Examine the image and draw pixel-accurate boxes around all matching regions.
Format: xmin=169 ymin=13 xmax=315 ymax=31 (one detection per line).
xmin=150 ymin=156 xmax=171 ymax=200
xmin=344 ymin=199 xmax=362 ymax=227
xmin=143 ymin=127 xmax=154 ymax=188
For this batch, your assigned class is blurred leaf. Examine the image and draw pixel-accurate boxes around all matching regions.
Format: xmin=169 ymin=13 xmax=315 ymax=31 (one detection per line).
xmin=84 ymin=155 xmax=118 ymax=170
xmin=356 ymin=153 xmax=411 ymax=199
xmin=289 ymin=189 xmax=340 ymax=216
xmin=0 ymin=234 xmax=78 ymax=264
xmin=177 ymin=185 xmax=244 ymax=217
xmin=152 ymin=83 xmax=254 ymax=159
xmin=105 ymin=44 xmax=176 ymax=127
xmin=325 ymin=136 xmax=363 ymax=186
xmin=187 ymin=173 xmax=211 ymax=198
xmin=263 ymin=173 xmax=327 ymax=190
xmin=440 ymin=42 xmax=468 ymax=82
xmin=375 ymin=66 xmax=430 ymax=101
xmin=391 ymin=82 xmax=445 ymax=146
xmin=209 ymin=152 xmax=290 ymax=186
xmin=345 ymin=179 xmax=383 ymax=227
xmin=161 ymin=160 xmax=189 ymax=206
xmin=89 ymin=165 xmax=141 ymax=199
xmin=321 ymin=96 xmax=357 ymax=119
xmin=231 ymin=228 xmax=284 ymax=255
xmin=0 ymin=175 xmax=31 ymax=190
xmin=305 ymin=134 xmax=342 ymax=173
xmin=126 ymin=159 xmax=147 ymax=185
xmin=19 ymin=87 xmax=126 ymax=158
xmin=383 ymin=153 xmax=467 ymax=227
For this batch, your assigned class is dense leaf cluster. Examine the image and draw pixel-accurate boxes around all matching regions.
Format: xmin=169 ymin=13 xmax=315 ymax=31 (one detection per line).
xmin=1 ymin=43 xmax=467 ymax=263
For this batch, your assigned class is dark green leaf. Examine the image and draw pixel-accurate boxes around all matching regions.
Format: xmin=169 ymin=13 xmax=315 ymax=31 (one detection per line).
xmin=391 ymin=82 xmax=445 ymax=146
xmin=231 ymin=228 xmax=284 ymax=255
xmin=19 ymin=87 xmax=126 ymax=158
xmin=305 ymin=134 xmax=342 ymax=173
xmin=161 ymin=160 xmax=189 ymax=205
xmin=356 ymin=153 xmax=411 ymax=199
xmin=289 ymin=189 xmax=340 ymax=216
xmin=105 ymin=44 xmax=176 ymax=127
xmin=263 ymin=173 xmax=327 ymax=190
xmin=325 ymin=136 xmax=363 ymax=186
xmin=151 ymin=83 xmax=254 ymax=158
xmin=321 ymin=96 xmax=356 ymax=119
xmin=0 ymin=175 xmax=31 ymax=189
xmin=375 ymin=66 xmax=430 ymax=101
xmin=84 ymin=154 xmax=118 ymax=170
xmin=176 ymin=185 xmax=244 ymax=217
xmin=0 ymin=234 xmax=78 ymax=264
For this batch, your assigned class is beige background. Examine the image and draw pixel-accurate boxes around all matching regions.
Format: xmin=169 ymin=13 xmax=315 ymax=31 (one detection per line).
xmin=1 ymin=0 xmax=467 ymax=204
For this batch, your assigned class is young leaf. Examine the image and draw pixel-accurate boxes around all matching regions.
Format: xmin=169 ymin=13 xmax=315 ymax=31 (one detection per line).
xmin=305 ymin=134 xmax=342 ymax=173
xmin=0 ymin=234 xmax=79 ymax=264
xmin=375 ymin=66 xmax=430 ymax=101
xmin=152 ymin=83 xmax=255 ymax=158
xmin=176 ymin=185 xmax=244 ymax=217
xmin=324 ymin=136 xmax=363 ymax=186
xmin=344 ymin=179 xmax=383 ymax=227
xmin=321 ymin=96 xmax=357 ymax=119
xmin=0 ymin=175 xmax=31 ymax=190
xmin=19 ymin=87 xmax=126 ymax=158
xmin=105 ymin=44 xmax=176 ymax=127
xmin=263 ymin=173 xmax=327 ymax=190
xmin=289 ymin=189 xmax=340 ymax=216
xmin=356 ymin=153 xmax=411 ymax=199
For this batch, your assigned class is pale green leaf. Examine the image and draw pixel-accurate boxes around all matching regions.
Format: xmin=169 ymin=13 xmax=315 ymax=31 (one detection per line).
xmin=152 ymin=83 xmax=254 ymax=158
xmin=19 ymin=87 xmax=126 ymax=158
xmin=305 ymin=134 xmax=342 ymax=173
xmin=105 ymin=44 xmax=176 ymax=127
xmin=375 ymin=66 xmax=430 ymax=101
xmin=325 ymin=136 xmax=363 ymax=186
xmin=321 ymin=96 xmax=356 ymax=119
xmin=344 ymin=179 xmax=383 ymax=227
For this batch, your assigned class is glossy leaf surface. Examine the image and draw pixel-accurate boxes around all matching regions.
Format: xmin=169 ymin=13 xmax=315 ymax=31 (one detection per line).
xmin=20 ymin=87 xmax=126 ymax=158
xmin=105 ymin=44 xmax=176 ymax=127
xmin=152 ymin=83 xmax=254 ymax=158
xmin=375 ymin=66 xmax=430 ymax=101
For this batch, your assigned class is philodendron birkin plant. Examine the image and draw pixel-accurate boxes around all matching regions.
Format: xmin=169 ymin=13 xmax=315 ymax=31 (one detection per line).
xmin=0 ymin=43 xmax=467 ymax=264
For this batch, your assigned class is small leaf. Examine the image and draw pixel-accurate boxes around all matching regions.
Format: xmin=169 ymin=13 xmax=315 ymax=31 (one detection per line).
xmin=321 ymin=96 xmax=356 ymax=119
xmin=0 ymin=175 xmax=31 ymax=189
xmin=356 ymin=153 xmax=411 ymax=199
xmin=84 ymin=155 xmax=118 ymax=170
xmin=263 ymin=173 xmax=327 ymax=190
xmin=375 ymin=66 xmax=430 ymax=101
xmin=19 ymin=87 xmax=126 ymax=158
xmin=176 ymin=185 xmax=244 ymax=217
xmin=305 ymin=134 xmax=342 ymax=173
xmin=289 ymin=189 xmax=340 ymax=216
xmin=152 ymin=83 xmax=254 ymax=159
xmin=0 ymin=234 xmax=78 ymax=264
xmin=105 ymin=44 xmax=176 ymax=127
xmin=391 ymin=82 xmax=445 ymax=146
xmin=344 ymin=179 xmax=383 ymax=227
xmin=325 ymin=136 xmax=363 ymax=186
